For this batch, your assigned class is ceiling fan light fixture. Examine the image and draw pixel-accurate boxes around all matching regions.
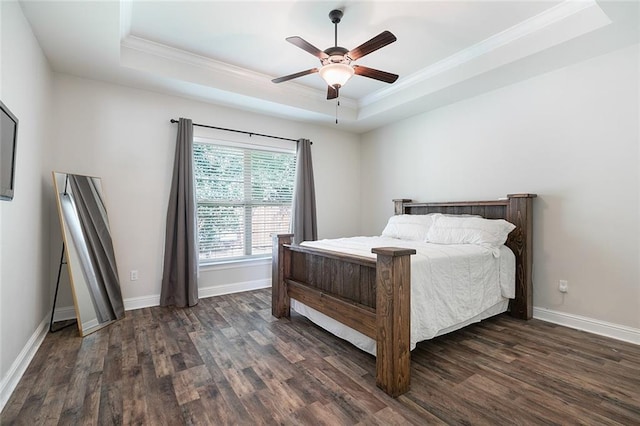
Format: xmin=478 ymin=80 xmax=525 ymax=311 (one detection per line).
xmin=319 ymin=63 xmax=354 ymax=88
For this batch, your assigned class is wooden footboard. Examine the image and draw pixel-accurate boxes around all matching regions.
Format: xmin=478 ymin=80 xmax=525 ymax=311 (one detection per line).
xmin=272 ymin=193 xmax=536 ymax=397
xmin=272 ymin=234 xmax=415 ymax=396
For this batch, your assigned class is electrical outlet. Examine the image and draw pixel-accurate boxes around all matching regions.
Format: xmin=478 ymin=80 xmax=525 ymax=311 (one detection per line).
xmin=559 ymin=279 xmax=568 ymax=293
xmin=130 ymin=270 xmax=139 ymax=281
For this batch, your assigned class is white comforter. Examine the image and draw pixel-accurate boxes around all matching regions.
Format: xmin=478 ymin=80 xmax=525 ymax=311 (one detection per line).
xmin=295 ymin=236 xmax=515 ymax=354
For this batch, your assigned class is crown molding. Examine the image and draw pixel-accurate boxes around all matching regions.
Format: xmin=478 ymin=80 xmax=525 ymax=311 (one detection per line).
xmin=359 ymin=0 xmax=607 ymax=107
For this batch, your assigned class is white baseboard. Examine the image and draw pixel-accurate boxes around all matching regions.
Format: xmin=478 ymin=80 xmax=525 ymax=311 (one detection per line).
xmin=123 ymin=294 xmax=161 ymax=311
xmin=46 ymin=281 xmax=271 ymax=314
xmin=122 ymin=279 xmax=270 ymax=311
xmin=52 ymin=305 xmax=76 ymax=322
xmin=533 ymin=307 xmax=640 ymax=345
xmin=0 ymin=316 xmax=49 ymax=412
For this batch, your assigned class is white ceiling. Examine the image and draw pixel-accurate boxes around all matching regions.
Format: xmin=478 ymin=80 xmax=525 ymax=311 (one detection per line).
xmin=19 ymin=0 xmax=639 ymax=133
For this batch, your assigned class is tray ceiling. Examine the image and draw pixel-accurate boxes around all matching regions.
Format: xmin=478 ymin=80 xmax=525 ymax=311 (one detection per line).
xmin=19 ymin=1 xmax=639 ymax=132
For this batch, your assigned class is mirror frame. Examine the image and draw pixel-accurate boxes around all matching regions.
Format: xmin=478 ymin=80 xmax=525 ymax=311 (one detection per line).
xmin=52 ymin=171 xmax=124 ymax=336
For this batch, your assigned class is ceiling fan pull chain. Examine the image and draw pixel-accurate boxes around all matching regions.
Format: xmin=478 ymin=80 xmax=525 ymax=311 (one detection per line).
xmin=335 ymin=100 xmax=340 ymax=124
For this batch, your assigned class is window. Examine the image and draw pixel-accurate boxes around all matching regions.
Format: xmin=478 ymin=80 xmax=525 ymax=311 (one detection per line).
xmin=193 ymin=140 xmax=296 ymax=263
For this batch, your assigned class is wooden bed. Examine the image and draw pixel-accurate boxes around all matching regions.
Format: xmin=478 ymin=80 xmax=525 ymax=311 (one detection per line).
xmin=272 ymin=193 xmax=536 ymax=397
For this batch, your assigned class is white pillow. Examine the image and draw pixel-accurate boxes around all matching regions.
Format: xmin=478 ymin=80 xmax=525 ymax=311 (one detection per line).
xmin=425 ymin=213 xmax=515 ymax=249
xmin=381 ymin=214 xmax=435 ymax=241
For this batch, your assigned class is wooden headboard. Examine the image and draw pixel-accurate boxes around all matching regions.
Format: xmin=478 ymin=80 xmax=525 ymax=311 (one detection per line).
xmin=393 ymin=193 xmax=537 ymax=319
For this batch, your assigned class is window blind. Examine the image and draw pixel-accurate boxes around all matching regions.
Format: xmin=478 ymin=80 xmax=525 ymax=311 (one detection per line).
xmin=194 ymin=142 xmax=296 ymax=262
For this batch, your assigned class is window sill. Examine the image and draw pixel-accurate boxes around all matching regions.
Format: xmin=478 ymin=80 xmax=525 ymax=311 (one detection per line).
xmin=199 ymin=256 xmax=271 ymax=272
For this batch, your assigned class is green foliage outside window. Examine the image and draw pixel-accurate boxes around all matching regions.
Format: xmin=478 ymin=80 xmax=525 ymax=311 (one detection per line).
xmin=194 ymin=142 xmax=296 ymax=262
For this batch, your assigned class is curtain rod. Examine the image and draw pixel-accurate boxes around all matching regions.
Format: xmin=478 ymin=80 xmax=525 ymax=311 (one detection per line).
xmin=170 ymin=119 xmax=310 ymax=144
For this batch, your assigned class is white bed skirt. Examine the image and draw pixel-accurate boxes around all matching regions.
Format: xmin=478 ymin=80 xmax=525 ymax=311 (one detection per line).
xmin=291 ymin=298 xmax=510 ymax=356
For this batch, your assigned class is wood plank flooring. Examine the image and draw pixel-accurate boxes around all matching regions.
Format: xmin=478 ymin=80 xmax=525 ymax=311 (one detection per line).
xmin=2 ymin=289 xmax=639 ymax=425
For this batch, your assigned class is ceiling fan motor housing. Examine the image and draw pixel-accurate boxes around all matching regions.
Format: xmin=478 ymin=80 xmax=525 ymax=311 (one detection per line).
xmin=323 ymin=46 xmax=349 ymax=65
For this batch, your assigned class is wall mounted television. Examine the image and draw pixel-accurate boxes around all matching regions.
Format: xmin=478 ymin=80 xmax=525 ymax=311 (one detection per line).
xmin=0 ymin=100 xmax=18 ymax=201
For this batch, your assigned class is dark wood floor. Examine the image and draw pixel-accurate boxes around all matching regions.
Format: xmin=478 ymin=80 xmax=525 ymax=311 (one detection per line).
xmin=2 ymin=289 xmax=639 ymax=425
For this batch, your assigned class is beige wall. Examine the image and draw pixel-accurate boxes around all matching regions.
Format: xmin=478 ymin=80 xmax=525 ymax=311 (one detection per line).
xmin=360 ymin=44 xmax=640 ymax=330
xmin=0 ymin=0 xmax=54 ymax=404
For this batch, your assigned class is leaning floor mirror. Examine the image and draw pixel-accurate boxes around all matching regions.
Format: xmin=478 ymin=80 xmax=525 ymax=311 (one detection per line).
xmin=52 ymin=172 xmax=125 ymax=336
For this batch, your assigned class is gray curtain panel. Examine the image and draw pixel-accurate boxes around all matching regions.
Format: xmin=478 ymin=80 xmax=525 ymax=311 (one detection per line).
xmin=160 ymin=118 xmax=199 ymax=307
xmin=67 ymin=174 xmax=124 ymax=321
xmin=291 ymin=138 xmax=317 ymax=244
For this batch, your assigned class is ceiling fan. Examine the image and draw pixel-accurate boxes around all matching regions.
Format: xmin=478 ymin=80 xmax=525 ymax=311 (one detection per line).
xmin=272 ymin=9 xmax=399 ymax=100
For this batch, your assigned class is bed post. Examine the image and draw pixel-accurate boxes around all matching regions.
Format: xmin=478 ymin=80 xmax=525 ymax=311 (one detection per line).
xmin=272 ymin=234 xmax=293 ymax=318
xmin=372 ymin=247 xmax=416 ymax=397
xmin=506 ymin=194 xmax=537 ymax=320
xmin=393 ymin=199 xmax=412 ymax=215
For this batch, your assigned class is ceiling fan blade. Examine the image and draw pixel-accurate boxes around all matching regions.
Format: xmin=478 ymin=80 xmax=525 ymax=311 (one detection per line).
xmin=327 ymin=85 xmax=339 ymax=100
xmin=353 ymin=65 xmax=399 ymax=83
xmin=347 ymin=31 xmax=397 ymax=61
xmin=286 ymin=36 xmax=329 ymax=60
xmin=272 ymin=68 xmax=319 ymax=84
